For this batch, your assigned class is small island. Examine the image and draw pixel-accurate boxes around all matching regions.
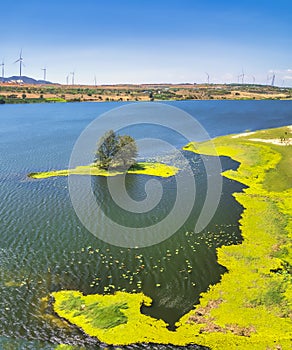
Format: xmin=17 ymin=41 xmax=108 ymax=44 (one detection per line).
xmin=51 ymin=125 xmax=291 ymax=349
xmin=28 ymin=162 xmax=179 ymax=179
xmin=28 ymin=130 xmax=179 ymax=179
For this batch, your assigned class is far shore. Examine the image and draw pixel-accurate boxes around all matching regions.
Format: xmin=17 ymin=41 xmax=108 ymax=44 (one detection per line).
xmin=1 ymin=82 xmax=292 ymax=105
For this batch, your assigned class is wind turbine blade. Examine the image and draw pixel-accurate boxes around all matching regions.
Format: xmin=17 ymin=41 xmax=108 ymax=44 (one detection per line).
xmin=14 ymin=59 xmax=20 ymax=63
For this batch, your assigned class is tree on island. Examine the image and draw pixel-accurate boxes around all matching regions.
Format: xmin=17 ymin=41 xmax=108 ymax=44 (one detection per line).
xmin=95 ymin=130 xmax=138 ymax=170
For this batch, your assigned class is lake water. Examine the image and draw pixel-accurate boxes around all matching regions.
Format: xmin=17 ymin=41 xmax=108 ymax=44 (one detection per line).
xmin=0 ymin=100 xmax=291 ymax=349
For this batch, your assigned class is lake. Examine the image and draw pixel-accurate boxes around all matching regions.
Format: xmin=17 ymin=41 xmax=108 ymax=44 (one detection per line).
xmin=0 ymin=100 xmax=291 ymax=349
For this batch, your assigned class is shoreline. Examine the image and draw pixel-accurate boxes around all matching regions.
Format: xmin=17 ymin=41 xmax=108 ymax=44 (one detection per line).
xmin=51 ymin=125 xmax=291 ymax=349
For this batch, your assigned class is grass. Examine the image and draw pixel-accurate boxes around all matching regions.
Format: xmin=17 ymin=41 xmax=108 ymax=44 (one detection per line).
xmin=82 ymin=303 xmax=128 ymax=329
xmin=52 ymin=125 xmax=292 ymax=349
xmin=180 ymin=125 xmax=292 ymax=349
xmin=45 ymin=97 xmax=67 ymax=102
xmin=28 ymin=162 xmax=179 ymax=179
xmin=264 ymin=145 xmax=292 ymax=191
xmin=58 ymin=293 xmax=128 ymax=329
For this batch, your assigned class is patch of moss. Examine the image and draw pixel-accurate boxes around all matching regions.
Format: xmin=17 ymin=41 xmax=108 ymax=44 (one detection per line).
xmin=72 ymin=301 xmax=128 ymax=329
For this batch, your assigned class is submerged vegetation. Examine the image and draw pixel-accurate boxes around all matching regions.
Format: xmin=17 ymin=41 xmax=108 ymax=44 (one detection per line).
xmin=52 ymin=125 xmax=292 ymax=349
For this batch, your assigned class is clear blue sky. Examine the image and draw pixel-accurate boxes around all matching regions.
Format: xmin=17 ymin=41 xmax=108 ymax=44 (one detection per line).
xmin=1 ymin=0 xmax=292 ymax=86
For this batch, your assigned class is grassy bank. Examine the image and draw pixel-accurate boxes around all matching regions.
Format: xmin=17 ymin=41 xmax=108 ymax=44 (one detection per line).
xmin=180 ymin=125 xmax=292 ymax=349
xmin=28 ymin=162 xmax=179 ymax=179
xmin=52 ymin=125 xmax=292 ymax=349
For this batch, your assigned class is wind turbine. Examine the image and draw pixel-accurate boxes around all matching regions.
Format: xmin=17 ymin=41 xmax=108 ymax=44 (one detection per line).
xmin=205 ymin=72 xmax=210 ymax=85
xmin=237 ymin=71 xmax=245 ymax=84
xmin=252 ymin=76 xmax=256 ymax=84
xmin=0 ymin=60 xmax=4 ymax=82
xmin=66 ymin=75 xmax=69 ymax=85
xmin=271 ymin=73 xmax=275 ymax=87
xmin=70 ymin=71 xmax=75 ymax=85
xmin=14 ymin=50 xmax=24 ymax=78
xmin=41 ymin=67 xmax=47 ymax=81
xmin=94 ymin=75 xmax=97 ymax=86
xmin=240 ymin=69 xmax=245 ymax=84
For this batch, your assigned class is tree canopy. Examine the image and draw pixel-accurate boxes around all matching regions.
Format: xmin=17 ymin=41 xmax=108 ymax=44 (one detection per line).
xmin=95 ymin=130 xmax=138 ymax=170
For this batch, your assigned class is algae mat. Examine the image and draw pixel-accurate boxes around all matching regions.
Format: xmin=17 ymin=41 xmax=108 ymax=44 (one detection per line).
xmin=52 ymin=125 xmax=292 ymax=349
xmin=29 ymin=162 xmax=179 ymax=179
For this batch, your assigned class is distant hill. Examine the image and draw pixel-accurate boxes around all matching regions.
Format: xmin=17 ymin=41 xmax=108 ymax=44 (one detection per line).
xmin=2 ymin=76 xmax=54 ymax=85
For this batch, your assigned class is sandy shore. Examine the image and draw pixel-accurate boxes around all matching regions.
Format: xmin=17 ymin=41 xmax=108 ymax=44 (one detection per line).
xmin=248 ymin=137 xmax=292 ymax=145
xmin=232 ymin=131 xmax=256 ymax=138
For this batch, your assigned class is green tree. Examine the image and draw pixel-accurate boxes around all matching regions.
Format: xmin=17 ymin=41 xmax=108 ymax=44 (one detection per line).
xmin=115 ymin=135 xmax=138 ymax=169
xmin=95 ymin=130 xmax=137 ymax=170
xmin=95 ymin=130 xmax=119 ymax=169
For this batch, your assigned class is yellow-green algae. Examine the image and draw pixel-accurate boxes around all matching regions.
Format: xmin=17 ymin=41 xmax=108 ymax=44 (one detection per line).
xmin=52 ymin=125 xmax=292 ymax=349
xmin=29 ymin=162 xmax=179 ymax=179
xmin=54 ymin=345 xmax=85 ymax=350
xmin=52 ymin=291 xmax=174 ymax=345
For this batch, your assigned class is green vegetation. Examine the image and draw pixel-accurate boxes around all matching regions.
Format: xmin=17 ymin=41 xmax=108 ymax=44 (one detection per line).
xmin=95 ymin=130 xmax=138 ymax=170
xmin=28 ymin=162 xmax=179 ymax=179
xmin=52 ymin=291 xmax=173 ymax=345
xmin=181 ymin=125 xmax=292 ymax=348
xmin=58 ymin=292 xmax=128 ymax=329
xmin=54 ymin=345 xmax=85 ymax=350
xmin=0 ymin=96 xmax=47 ymax=104
xmin=45 ymin=97 xmax=66 ymax=102
xmin=52 ymin=125 xmax=291 ymax=349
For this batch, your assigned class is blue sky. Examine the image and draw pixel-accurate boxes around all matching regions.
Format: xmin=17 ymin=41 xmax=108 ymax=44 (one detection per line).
xmin=1 ymin=0 xmax=292 ymax=86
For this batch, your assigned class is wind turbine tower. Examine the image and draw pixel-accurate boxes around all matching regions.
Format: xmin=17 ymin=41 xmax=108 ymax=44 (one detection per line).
xmin=271 ymin=73 xmax=275 ymax=87
xmin=71 ymin=72 xmax=75 ymax=85
xmin=14 ymin=50 xmax=24 ymax=78
xmin=205 ymin=72 xmax=210 ymax=85
xmin=241 ymin=70 xmax=245 ymax=84
xmin=0 ymin=60 xmax=4 ymax=82
xmin=42 ymin=68 xmax=47 ymax=82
